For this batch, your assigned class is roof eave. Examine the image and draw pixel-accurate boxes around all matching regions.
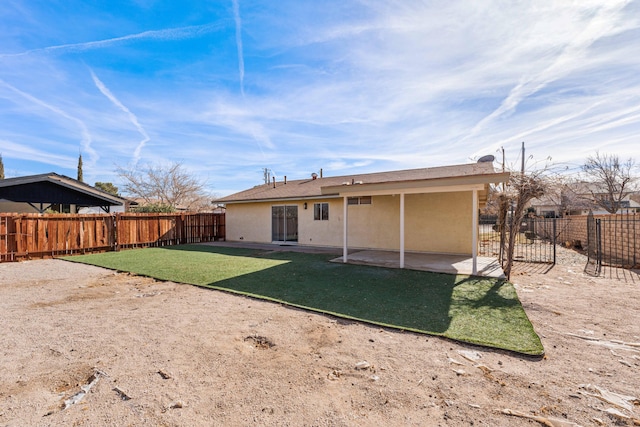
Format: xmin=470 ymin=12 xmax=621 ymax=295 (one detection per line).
xmin=48 ymin=178 xmax=125 ymax=205
xmin=321 ymin=172 xmax=510 ymax=195
xmin=219 ymin=194 xmax=340 ymax=204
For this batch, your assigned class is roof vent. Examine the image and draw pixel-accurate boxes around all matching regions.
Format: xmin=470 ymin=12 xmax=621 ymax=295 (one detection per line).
xmin=311 ymin=172 xmax=318 ymax=180
xmin=477 ymin=154 xmax=495 ymax=163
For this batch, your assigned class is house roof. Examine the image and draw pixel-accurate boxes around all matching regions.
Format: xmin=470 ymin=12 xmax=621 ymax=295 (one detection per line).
xmin=0 ymin=172 xmax=129 ymax=207
xmin=217 ymin=162 xmax=509 ymax=203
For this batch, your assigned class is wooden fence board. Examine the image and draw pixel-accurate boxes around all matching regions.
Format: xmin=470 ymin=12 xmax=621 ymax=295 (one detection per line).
xmin=0 ymin=212 xmax=224 ymax=262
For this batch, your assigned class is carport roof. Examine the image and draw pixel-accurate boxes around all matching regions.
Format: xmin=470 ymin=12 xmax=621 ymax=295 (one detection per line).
xmin=0 ymin=172 xmax=128 ymax=207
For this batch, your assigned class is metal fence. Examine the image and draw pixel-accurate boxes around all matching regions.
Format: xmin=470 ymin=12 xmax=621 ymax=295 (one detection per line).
xmin=479 ymin=213 xmax=640 ymax=275
xmin=479 ymin=216 xmax=556 ymax=265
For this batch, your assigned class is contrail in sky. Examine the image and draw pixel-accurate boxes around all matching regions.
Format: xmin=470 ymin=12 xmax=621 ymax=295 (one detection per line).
xmin=0 ymin=79 xmax=97 ymax=164
xmin=0 ymin=22 xmax=225 ymax=59
xmin=232 ymin=0 xmax=245 ymax=96
xmin=90 ymin=69 xmax=150 ymax=164
xmin=230 ymin=0 xmax=268 ymax=157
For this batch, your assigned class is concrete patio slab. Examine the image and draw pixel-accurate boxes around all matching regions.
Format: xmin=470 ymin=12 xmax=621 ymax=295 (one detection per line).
xmin=200 ymin=242 xmax=504 ymax=278
xmin=331 ymin=250 xmax=505 ymax=278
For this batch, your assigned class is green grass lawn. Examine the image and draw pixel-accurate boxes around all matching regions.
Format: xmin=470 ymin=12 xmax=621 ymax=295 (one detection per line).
xmin=63 ymin=245 xmax=543 ymax=355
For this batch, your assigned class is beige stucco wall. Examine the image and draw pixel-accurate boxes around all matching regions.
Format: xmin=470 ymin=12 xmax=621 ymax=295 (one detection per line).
xmin=346 ymin=195 xmax=399 ymax=249
xmin=225 ymin=191 xmax=475 ymax=254
xmin=298 ymin=198 xmax=343 ymax=246
xmin=405 ymin=192 xmax=472 ymax=254
xmin=225 ymin=202 xmax=274 ymax=243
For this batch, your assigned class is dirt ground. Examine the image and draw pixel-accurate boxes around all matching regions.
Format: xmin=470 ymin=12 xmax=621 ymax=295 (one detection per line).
xmin=0 ymin=246 xmax=639 ymax=427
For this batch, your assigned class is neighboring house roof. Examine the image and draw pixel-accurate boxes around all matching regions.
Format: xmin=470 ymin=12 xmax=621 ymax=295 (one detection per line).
xmin=0 ymin=172 xmax=129 ymax=207
xmin=530 ymin=181 xmax=640 ymax=210
xmin=217 ymin=162 xmax=509 ymax=203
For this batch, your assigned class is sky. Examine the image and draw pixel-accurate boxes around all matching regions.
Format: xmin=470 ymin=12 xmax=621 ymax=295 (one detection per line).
xmin=1 ymin=0 xmax=639 ymax=197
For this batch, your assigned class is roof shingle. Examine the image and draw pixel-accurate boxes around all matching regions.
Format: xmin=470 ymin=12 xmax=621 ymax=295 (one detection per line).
xmin=217 ymin=162 xmax=506 ymax=203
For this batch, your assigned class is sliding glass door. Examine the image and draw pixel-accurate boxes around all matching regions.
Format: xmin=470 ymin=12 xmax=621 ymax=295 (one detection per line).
xmin=272 ymin=205 xmax=298 ymax=243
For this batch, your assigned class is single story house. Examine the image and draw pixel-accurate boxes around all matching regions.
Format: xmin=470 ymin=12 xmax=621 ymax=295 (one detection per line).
xmin=217 ymin=161 xmax=509 ymax=274
xmin=0 ymin=172 xmax=132 ymax=214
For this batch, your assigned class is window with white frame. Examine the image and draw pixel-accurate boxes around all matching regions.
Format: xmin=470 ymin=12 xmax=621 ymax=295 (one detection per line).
xmin=314 ymin=202 xmax=329 ymax=220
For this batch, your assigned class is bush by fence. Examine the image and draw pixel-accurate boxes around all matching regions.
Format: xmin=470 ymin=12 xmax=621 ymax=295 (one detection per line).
xmin=0 ymin=212 xmax=225 ymax=262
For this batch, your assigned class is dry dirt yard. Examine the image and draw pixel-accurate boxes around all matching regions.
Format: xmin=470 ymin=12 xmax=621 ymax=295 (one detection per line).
xmin=1 ymin=246 xmax=639 ymax=427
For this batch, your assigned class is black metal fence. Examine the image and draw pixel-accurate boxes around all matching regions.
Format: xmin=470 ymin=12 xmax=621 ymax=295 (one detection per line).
xmin=585 ymin=212 xmax=602 ymax=276
xmin=479 ymin=213 xmax=640 ymax=275
xmin=479 ymin=216 xmax=556 ymax=265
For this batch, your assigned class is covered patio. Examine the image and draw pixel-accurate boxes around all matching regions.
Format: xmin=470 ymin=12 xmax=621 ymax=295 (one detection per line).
xmin=319 ymin=163 xmax=509 ymax=276
xmin=331 ymin=250 xmax=505 ymax=278
xmin=202 ymin=241 xmax=505 ymax=278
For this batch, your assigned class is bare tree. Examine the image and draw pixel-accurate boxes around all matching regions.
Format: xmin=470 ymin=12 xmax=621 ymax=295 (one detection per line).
xmin=582 ymin=152 xmax=637 ymax=214
xmin=117 ymin=162 xmax=210 ymax=212
xmin=498 ymin=170 xmax=546 ymax=279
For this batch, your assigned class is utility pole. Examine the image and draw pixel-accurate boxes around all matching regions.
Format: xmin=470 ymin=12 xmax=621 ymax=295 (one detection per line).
xmin=520 ymin=141 xmax=525 ymax=175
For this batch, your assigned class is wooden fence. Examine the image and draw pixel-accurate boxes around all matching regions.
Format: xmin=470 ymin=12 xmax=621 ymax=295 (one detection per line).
xmin=0 ymin=212 xmax=225 ymax=262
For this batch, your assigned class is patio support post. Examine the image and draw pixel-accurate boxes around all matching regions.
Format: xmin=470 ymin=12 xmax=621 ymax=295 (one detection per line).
xmin=472 ymin=189 xmax=478 ymax=275
xmin=400 ymin=193 xmax=405 ymax=268
xmin=343 ymin=196 xmax=348 ymax=263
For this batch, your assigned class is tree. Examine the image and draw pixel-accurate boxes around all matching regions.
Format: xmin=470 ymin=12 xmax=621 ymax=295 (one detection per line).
xmin=582 ymin=152 xmax=637 ymax=214
xmin=497 ymin=170 xmax=546 ymax=279
xmin=0 ymin=153 xmax=4 ymax=179
xmin=94 ymin=182 xmax=119 ymax=196
xmin=117 ymin=162 xmax=210 ymax=212
xmin=77 ymin=154 xmax=84 ymax=182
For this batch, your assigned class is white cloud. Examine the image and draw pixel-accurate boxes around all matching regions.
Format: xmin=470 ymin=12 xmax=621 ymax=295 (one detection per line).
xmin=0 ymin=138 xmax=74 ymax=167
xmin=462 ymin=0 xmax=633 ymax=142
xmin=1 ymin=1 xmax=640 ymax=194
xmin=0 ymin=78 xmax=98 ymax=165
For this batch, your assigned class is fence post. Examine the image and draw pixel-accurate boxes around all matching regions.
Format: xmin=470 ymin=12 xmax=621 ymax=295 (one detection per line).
xmin=113 ymin=214 xmax=118 ymax=252
xmin=553 ymin=217 xmax=556 ymax=264
xmin=15 ymin=216 xmax=22 ymax=258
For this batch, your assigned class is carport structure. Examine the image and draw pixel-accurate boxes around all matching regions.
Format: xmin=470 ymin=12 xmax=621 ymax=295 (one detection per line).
xmin=0 ymin=173 xmax=129 ymax=213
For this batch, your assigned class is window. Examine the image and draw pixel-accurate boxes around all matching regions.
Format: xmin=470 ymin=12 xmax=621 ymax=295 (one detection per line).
xmin=314 ymin=202 xmax=329 ymax=220
xmin=347 ymin=196 xmax=372 ymax=205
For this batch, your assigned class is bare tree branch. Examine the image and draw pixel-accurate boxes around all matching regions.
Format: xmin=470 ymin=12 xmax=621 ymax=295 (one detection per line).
xmin=582 ymin=152 xmax=637 ymax=214
xmin=117 ymin=162 xmax=210 ymax=212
